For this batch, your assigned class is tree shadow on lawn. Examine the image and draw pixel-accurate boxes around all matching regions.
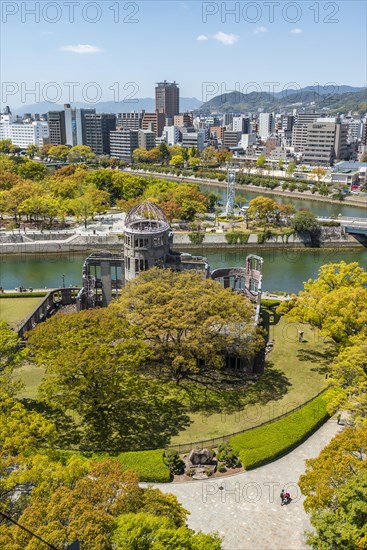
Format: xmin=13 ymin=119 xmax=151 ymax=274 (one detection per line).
xmin=297 ymin=344 xmax=336 ymax=374
xmin=19 ymin=398 xmax=81 ymax=447
xmin=183 ymin=361 xmax=291 ymax=416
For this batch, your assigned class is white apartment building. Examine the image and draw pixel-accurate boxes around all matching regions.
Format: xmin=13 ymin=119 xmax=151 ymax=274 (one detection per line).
xmin=258 ymin=113 xmax=274 ymax=140
xmin=162 ymin=125 xmax=181 ymax=145
xmin=239 ymin=133 xmax=256 ymax=150
xmin=0 ymin=113 xmax=49 ymax=148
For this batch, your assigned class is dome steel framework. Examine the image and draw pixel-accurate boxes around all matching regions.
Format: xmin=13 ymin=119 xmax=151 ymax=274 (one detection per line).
xmin=125 ymin=202 xmax=169 ymax=233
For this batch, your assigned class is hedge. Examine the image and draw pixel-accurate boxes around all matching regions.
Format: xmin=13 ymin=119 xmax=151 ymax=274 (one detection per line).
xmin=0 ymin=292 xmax=47 ymax=299
xmin=47 ymin=448 xmax=171 ymax=483
xmin=230 ymin=392 xmax=329 ymax=470
xmin=116 ymin=449 xmax=170 ymax=482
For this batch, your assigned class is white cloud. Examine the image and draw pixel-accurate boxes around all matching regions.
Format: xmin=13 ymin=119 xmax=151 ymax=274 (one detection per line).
xmin=290 ymin=28 xmax=303 ymax=34
xmin=254 ymin=26 xmax=267 ymax=34
xmin=197 ymin=34 xmax=209 ymax=41
xmin=213 ymin=32 xmax=239 ymax=46
xmin=60 ymin=44 xmax=103 ymax=54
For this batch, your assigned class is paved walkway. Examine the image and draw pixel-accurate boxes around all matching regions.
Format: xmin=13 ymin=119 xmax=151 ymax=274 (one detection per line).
xmin=151 ymin=419 xmax=342 ymax=550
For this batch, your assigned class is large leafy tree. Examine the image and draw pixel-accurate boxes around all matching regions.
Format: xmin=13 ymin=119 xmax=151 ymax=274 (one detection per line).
xmin=111 ymin=269 xmax=263 ymax=385
xmin=27 ymin=309 xmax=189 ymax=449
xmin=279 ymin=261 xmax=367 ymax=347
xmin=299 ymin=427 xmax=367 ymax=550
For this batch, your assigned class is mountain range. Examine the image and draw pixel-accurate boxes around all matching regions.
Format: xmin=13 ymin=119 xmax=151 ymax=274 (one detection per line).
xmin=7 ymin=86 xmax=366 ymax=116
xmin=10 ymin=97 xmax=203 ymax=115
xmin=197 ymin=87 xmax=367 ymax=115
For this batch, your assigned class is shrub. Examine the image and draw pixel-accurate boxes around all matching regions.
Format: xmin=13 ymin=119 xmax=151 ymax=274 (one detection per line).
xmin=225 ymin=231 xmax=250 ymax=245
xmin=164 ymin=449 xmax=184 ymax=475
xmin=188 ymin=232 xmax=205 ymax=245
xmin=205 ymin=468 xmax=213 ymax=477
xmin=186 ymin=468 xmax=195 ymax=477
xmin=230 ymin=392 xmax=329 ymax=470
xmin=216 ymin=443 xmax=240 ymax=468
xmin=217 ymin=463 xmax=227 ymax=473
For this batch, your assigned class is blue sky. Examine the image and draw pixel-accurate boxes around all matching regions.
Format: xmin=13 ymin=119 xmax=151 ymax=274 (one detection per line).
xmin=1 ymin=0 xmax=366 ymax=107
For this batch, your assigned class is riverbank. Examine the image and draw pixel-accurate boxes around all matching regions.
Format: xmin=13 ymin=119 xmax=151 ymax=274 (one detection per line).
xmin=125 ymin=169 xmax=367 ymax=208
xmin=0 ymin=231 xmax=365 ymax=256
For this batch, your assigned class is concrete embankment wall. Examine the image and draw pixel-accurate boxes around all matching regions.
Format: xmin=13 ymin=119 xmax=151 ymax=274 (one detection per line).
xmin=0 ymin=229 xmax=364 ymax=255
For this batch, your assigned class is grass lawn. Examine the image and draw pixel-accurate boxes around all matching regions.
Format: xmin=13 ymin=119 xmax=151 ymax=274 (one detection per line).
xmin=14 ymin=305 xmax=333 ymax=449
xmin=0 ymin=297 xmax=43 ymax=328
xmin=169 ymin=308 xmax=332 ymax=445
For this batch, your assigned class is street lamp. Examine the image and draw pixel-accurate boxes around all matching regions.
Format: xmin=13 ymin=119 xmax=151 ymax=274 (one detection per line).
xmin=62 ymin=274 xmax=65 ymax=288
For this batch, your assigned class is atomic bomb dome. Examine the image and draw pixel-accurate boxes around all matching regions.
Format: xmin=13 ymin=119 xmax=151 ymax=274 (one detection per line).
xmin=124 ymin=202 xmax=170 ymax=233
xmin=123 ymin=202 xmax=173 ymax=282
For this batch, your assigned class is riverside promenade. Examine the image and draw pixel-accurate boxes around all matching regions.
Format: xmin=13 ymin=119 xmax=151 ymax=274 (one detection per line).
xmin=151 ymin=418 xmax=342 ymax=550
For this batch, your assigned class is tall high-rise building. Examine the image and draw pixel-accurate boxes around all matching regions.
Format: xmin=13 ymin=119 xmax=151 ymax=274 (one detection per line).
xmin=155 ymin=81 xmax=179 ymax=118
xmin=258 ymin=113 xmax=274 ymax=140
xmin=48 ymin=111 xmax=66 ymax=145
xmin=64 ymin=104 xmax=96 ymax=146
xmin=84 ymin=113 xmax=116 ymax=155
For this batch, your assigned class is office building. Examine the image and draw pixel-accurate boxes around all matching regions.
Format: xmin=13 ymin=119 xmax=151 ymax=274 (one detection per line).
xmin=303 ymin=117 xmax=349 ymax=166
xmin=0 ymin=111 xmax=49 ymax=148
xmin=110 ymin=129 xmax=139 ymax=161
xmin=239 ymin=133 xmax=256 ymax=150
xmin=116 ymin=112 xmax=143 ymax=130
xmin=155 ymin=81 xmax=179 ymax=118
xmin=64 ymin=104 xmax=96 ymax=147
xmin=258 ymin=113 xmax=274 ymax=140
xmin=141 ymin=111 xmax=166 ymax=138
xmin=182 ymin=130 xmax=205 ymax=151
xmin=232 ymin=116 xmax=250 ymax=134
xmin=292 ymin=111 xmax=320 ymax=152
xmin=223 ymin=131 xmax=242 ymax=149
xmin=138 ymin=129 xmax=156 ymax=150
xmin=84 ymin=113 xmax=116 ymax=155
xmin=173 ymin=113 xmax=193 ymax=127
xmin=163 ymin=125 xmax=181 ymax=145
xmin=48 ymin=110 xmax=66 ymax=145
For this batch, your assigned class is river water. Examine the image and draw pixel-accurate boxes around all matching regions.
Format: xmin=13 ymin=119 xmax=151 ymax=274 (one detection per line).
xmin=199 ymin=184 xmax=367 ymax=218
xmin=1 ymin=247 xmax=366 ymax=293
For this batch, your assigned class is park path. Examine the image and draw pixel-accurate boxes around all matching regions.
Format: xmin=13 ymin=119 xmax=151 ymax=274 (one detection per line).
xmin=150 ymin=418 xmax=342 ymax=550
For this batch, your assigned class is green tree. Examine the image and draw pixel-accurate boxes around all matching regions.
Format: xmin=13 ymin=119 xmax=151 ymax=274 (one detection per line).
xmin=111 ymin=269 xmax=263 ymax=385
xmin=169 ymin=154 xmax=184 ymax=167
xmin=48 ymin=145 xmax=70 ymax=162
xmin=299 ymin=426 xmax=367 ymax=550
xmin=291 ymin=209 xmax=320 ymax=237
xmin=158 ymin=142 xmax=171 ymax=164
xmin=286 ymin=160 xmax=297 ymax=175
xmin=17 ymin=160 xmax=46 ymax=181
xmin=256 ymin=153 xmax=266 ymax=170
xmin=25 ymin=144 xmax=39 ymax=159
xmin=113 ymin=513 xmax=222 ymax=550
xmin=248 ymin=196 xmax=277 ymax=227
xmin=278 ymin=159 xmax=284 ymax=173
xmin=27 ymin=309 xmax=189 ymax=449
xmin=67 ymin=145 xmax=95 ymax=163
xmin=312 ymin=166 xmax=327 ymax=183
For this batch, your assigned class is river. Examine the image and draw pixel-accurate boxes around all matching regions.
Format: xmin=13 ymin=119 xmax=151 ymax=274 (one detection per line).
xmin=199 ymin=184 xmax=367 ymax=218
xmin=1 ymin=248 xmax=366 ymax=294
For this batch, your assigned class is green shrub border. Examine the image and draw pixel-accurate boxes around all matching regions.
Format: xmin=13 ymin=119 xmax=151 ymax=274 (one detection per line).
xmin=230 ymin=391 xmax=330 ymax=470
xmin=47 ymin=448 xmax=170 ymax=483
xmin=0 ymin=292 xmax=47 ymax=299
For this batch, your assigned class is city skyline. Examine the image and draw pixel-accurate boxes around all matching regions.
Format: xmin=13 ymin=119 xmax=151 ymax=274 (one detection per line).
xmin=1 ymin=1 xmax=366 ymax=108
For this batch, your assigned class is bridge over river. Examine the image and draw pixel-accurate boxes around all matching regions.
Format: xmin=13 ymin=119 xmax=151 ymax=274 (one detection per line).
xmin=317 ymin=216 xmax=367 ymax=236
